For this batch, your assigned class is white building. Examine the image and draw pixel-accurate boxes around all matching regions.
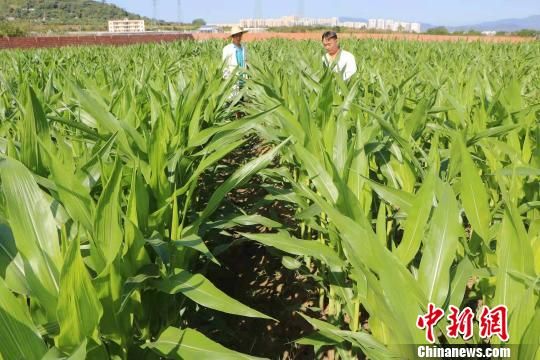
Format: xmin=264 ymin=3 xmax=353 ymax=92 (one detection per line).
xmin=340 ymin=21 xmax=367 ymax=29
xmin=481 ymin=31 xmax=496 ymax=36
xmin=198 ymin=25 xmax=222 ymax=33
xmin=239 ymin=15 xmax=420 ymax=33
xmin=241 ymin=15 xmax=338 ymax=28
xmin=398 ymin=22 xmax=411 ymax=32
xmin=367 ymin=18 xmax=421 ymax=33
xmin=108 ymin=19 xmax=145 ymax=33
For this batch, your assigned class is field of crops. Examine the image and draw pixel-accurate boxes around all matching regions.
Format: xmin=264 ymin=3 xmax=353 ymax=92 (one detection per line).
xmin=0 ymin=39 xmax=539 ymax=359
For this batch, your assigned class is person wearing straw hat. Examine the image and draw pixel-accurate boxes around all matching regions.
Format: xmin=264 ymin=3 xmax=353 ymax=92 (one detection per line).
xmin=222 ymin=26 xmax=248 ymax=82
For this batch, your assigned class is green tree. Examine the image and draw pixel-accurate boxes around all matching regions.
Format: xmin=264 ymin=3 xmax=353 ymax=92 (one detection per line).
xmin=192 ymin=18 xmax=206 ymax=26
xmin=466 ymin=29 xmax=482 ymax=35
xmin=426 ymin=26 xmax=449 ymax=35
xmin=514 ymin=29 xmax=539 ymax=37
xmin=0 ymin=21 xmax=26 ymax=36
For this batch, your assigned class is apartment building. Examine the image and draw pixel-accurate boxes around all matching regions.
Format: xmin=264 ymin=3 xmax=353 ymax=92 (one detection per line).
xmin=108 ymin=19 xmax=145 ymax=33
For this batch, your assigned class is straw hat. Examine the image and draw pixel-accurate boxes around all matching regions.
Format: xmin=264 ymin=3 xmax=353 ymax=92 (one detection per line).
xmin=230 ymin=26 xmax=248 ymax=37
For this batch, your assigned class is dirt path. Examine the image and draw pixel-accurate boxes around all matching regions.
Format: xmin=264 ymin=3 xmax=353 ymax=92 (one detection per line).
xmin=188 ymin=135 xmax=321 ymax=359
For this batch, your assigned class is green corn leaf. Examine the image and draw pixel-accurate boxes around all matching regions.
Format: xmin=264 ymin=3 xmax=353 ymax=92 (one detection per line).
xmin=494 ymin=204 xmax=535 ymax=316
xmin=0 ymin=224 xmax=29 ymax=295
xmin=172 ymin=234 xmax=219 ymax=265
xmin=0 ymin=157 xmax=62 ymax=317
xmin=193 ymin=139 xmax=289 ymax=230
xmin=91 ymin=158 xmax=123 ymax=274
xmin=40 ymin=143 xmax=95 ymax=233
xmin=517 ymin=310 xmax=540 ymax=360
xmin=293 ymin=144 xmax=339 ymax=203
xmin=56 ymin=236 xmax=103 ymax=352
xmin=395 ymin=174 xmax=435 ymax=265
xmin=0 ymin=277 xmax=47 ymax=360
xmin=365 ymin=178 xmax=415 ymax=214
xmin=155 ymin=269 xmax=274 ymax=320
xmin=70 ymin=83 xmax=141 ymax=158
xmin=298 ymin=313 xmax=401 ymax=359
xmin=447 ymin=257 xmax=474 ymax=309
xmin=508 ymin=286 xmax=536 ymax=350
xmin=418 ymin=181 xmax=462 ymax=307
xmin=241 ymin=232 xmax=344 ymax=269
xmin=144 ymin=327 xmax=267 ymax=360
xmin=20 ymin=85 xmax=49 ymax=175
xmin=459 ymin=138 xmax=490 ymax=242
xmin=173 ymin=139 xmax=245 ymax=197
xmin=295 ymin=332 xmax=343 ymax=346
xmin=466 ymin=124 xmax=521 ymax=146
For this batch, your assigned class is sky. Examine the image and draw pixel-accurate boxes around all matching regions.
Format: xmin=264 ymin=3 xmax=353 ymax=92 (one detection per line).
xmin=108 ymin=0 xmax=540 ymax=26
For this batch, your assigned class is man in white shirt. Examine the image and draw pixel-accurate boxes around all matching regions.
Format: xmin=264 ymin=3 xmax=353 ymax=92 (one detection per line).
xmin=321 ymin=31 xmax=357 ymax=81
xmin=222 ymin=26 xmax=248 ymax=114
xmin=222 ymin=26 xmax=247 ymax=81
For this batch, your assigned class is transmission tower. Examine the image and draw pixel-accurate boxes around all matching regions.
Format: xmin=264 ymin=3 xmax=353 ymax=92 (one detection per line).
xmin=254 ymin=0 xmax=262 ymax=19
xmin=152 ymin=0 xmax=158 ymax=20
xmin=177 ymin=0 xmax=183 ymax=23
xmin=297 ymin=0 xmax=304 ymax=17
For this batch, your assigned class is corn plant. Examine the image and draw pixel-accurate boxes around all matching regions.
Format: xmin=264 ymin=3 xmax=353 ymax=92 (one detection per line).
xmin=243 ymin=39 xmax=540 ymax=359
xmin=0 ymin=38 xmax=538 ymax=360
xmin=0 ymin=42 xmax=280 ymax=359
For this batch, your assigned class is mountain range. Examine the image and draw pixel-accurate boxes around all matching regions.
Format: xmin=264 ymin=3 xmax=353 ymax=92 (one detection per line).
xmin=447 ymin=15 xmax=540 ymax=32
xmin=340 ymin=15 xmax=540 ymax=32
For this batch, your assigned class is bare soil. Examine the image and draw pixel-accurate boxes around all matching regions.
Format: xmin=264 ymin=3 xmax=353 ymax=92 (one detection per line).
xmin=194 ymin=31 xmax=532 ymax=43
xmin=189 ymin=135 xmax=322 ymax=359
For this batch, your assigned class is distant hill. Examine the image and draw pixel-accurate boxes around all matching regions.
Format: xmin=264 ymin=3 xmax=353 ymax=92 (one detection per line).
xmin=0 ymin=0 xmax=146 ymax=24
xmin=449 ymin=15 xmax=540 ymax=32
xmin=340 ymin=15 xmax=540 ymax=33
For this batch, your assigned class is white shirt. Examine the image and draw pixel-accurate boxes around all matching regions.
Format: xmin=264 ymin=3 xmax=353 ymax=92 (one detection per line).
xmin=222 ymin=43 xmax=247 ymax=79
xmin=322 ymin=49 xmax=357 ymax=80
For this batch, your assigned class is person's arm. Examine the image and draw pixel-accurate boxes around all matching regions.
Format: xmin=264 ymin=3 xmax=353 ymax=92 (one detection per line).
xmin=222 ymin=46 xmax=232 ymax=79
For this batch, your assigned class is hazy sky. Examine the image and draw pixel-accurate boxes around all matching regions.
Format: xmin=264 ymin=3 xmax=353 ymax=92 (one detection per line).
xmin=108 ymin=0 xmax=539 ymax=26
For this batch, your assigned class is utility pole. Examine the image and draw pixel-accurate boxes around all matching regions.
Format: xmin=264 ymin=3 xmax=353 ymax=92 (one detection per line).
xmin=297 ymin=0 xmax=304 ymax=18
xmin=255 ymin=0 xmax=262 ymax=19
xmin=177 ymin=0 xmax=183 ymax=23
xmin=152 ymin=0 xmax=158 ymax=29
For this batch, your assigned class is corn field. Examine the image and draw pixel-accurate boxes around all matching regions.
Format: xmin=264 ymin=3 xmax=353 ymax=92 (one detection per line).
xmin=0 ymin=39 xmax=538 ymax=359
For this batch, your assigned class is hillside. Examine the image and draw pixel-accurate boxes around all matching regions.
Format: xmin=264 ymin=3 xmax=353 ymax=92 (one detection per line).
xmin=340 ymin=15 xmax=540 ymax=33
xmin=451 ymin=15 xmax=540 ymax=32
xmin=0 ymin=0 xmax=145 ymax=24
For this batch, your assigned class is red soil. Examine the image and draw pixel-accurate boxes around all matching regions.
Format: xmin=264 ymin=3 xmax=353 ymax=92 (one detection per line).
xmin=0 ymin=33 xmax=194 ymax=50
xmin=0 ymin=31 xmax=531 ymax=50
xmin=194 ymin=32 xmax=532 ymax=43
